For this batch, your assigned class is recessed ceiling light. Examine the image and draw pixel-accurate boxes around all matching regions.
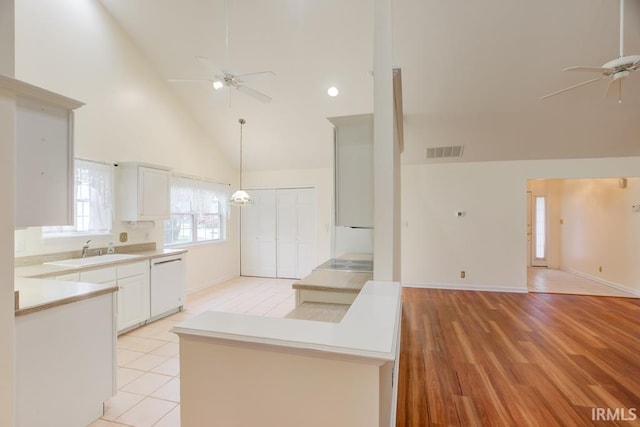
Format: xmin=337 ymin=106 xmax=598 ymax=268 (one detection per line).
xmin=213 ymin=81 xmax=224 ymax=90
xmin=327 ymin=86 xmax=339 ymax=97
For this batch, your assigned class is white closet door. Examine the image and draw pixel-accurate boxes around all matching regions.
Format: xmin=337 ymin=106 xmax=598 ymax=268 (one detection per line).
xmin=241 ymin=189 xmax=277 ymax=277
xmin=276 ymin=189 xmax=298 ymax=279
xmin=243 ymin=188 xmax=315 ymax=279
xmin=276 ymin=188 xmax=316 ymax=279
xmin=296 ymin=188 xmax=316 ymax=278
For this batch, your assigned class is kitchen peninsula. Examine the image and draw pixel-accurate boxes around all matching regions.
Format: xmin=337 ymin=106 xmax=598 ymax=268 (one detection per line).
xmin=173 ymin=278 xmax=401 ymax=427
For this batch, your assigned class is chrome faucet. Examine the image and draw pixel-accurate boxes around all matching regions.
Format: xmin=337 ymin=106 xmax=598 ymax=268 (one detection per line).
xmin=81 ymin=240 xmax=91 ymax=258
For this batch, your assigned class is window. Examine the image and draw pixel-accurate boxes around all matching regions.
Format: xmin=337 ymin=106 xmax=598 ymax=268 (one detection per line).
xmin=43 ymin=159 xmax=114 ymax=236
xmin=164 ymin=176 xmax=228 ymax=246
xmin=534 ymin=196 xmax=546 ymax=259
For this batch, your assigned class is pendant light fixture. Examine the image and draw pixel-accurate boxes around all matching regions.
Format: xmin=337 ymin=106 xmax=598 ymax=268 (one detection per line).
xmin=228 ymin=118 xmax=254 ymax=206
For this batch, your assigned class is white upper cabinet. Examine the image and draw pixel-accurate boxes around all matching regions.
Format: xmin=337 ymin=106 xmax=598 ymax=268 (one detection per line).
xmin=328 ymin=114 xmax=374 ymax=228
xmin=0 ymin=75 xmax=84 ymax=227
xmin=117 ymin=163 xmax=171 ymax=221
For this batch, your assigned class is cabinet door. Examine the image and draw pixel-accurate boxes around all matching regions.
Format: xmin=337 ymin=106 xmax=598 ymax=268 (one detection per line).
xmin=117 ymin=274 xmax=150 ymax=332
xmin=333 ymin=115 xmax=374 ymax=228
xmin=16 ymin=97 xmax=73 ymax=227
xmin=241 ymin=189 xmax=276 ymax=277
xmin=138 ymin=167 xmax=170 ymax=220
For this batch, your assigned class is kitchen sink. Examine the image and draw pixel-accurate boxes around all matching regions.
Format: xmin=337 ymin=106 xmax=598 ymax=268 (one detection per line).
xmin=44 ymin=253 xmax=141 ymax=267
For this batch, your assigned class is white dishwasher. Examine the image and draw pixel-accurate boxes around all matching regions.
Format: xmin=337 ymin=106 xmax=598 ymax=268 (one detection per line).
xmin=150 ymin=254 xmax=186 ymax=319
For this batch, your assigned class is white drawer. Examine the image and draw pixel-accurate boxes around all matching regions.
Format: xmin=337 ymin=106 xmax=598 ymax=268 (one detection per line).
xmin=80 ymin=267 xmax=117 ymax=284
xmin=55 ymin=272 xmax=80 ymax=281
xmin=117 ymin=261 xmax=148 ymax=279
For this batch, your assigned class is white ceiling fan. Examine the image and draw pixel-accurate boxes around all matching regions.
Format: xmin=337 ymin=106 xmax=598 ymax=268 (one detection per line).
xmin=541 ymin=0 xmax=640 ymax=102
xmin=168 ymin=0 xmax=275 ymax=104
xmin=170 ymin=57 xmax=274 ymax=103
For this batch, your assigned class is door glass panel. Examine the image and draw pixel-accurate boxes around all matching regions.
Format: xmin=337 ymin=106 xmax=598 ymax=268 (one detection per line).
xmin=535 ymin=196 xmax=546 ymax=259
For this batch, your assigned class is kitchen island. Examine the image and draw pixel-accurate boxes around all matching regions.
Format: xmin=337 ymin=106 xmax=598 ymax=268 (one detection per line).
xmin=15 ymin=278 xmax=118 ymax=427
xmin=173 ymin=280 xmax=402 ymax=427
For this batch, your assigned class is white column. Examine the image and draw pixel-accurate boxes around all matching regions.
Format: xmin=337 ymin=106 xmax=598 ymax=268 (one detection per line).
xmin=0 ymin=1 xmax=15 ymax=426
xmin=373 ymin=0 xmax=401 ymax=281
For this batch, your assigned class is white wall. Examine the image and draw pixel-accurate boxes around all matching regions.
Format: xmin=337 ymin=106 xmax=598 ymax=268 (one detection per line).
xmin=559 ymin=178 xmax=640 ymax=293
xmin=401 ymin=157 xmax=640 ymax=291
xmin=0 ymin=1 xmax=15 ymax=423
xmin=243 ymin=168 xmax=333 ymax=266
xmin=0 ymin=91 xmax=15 ymax=427
xmin=334 ymin=226 xmax=373 ymax=257
xmin=14 ymin=0 xmax=238 ymax=291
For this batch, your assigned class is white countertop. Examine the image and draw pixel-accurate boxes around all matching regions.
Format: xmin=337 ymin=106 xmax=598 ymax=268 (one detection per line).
xmin=172 ymin=281 xmax=402 ymax=364
xmin=15 ymin=248 xmax=187 ymax=279
xmin=15 ymin=277 xmax=117 ymax=316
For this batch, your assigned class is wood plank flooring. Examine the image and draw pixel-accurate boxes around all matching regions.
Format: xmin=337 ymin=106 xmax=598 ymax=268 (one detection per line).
xmin=396 ymin=288 xmax=640 ymax=426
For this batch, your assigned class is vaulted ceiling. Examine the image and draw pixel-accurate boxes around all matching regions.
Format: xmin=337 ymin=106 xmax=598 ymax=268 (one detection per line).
xmin=99 ymin=0 xmax=640 ymax=171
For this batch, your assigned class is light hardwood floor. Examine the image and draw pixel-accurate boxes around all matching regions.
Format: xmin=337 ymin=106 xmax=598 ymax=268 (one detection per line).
xmin=396 ymin=287 xmax=640 ymax=426
xmin=528 ymin=267 xmax=638 ymax=298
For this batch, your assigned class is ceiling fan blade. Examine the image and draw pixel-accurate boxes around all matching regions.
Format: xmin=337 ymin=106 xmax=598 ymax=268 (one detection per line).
xmin=234 ymin=71 xmax=276 ymax=81
xmin=564 ymin=66 xmax=613 ymax=75
xmin=605 ymin=76 xmax=625 ymax=98
xmin=540 ymin=76 xmax=607 ymax=99
xmin=236 ymin=85 xmax=272 ymax=103
xmin=605 ymin=77 xmax=619 ymax=98
xmin=168 ymin=78 xmax=214 ymax=83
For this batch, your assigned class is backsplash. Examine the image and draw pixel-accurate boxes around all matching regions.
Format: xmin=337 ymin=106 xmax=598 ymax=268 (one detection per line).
xmin=14 ymin=242 xmax=156 ymax=267
xmin=14 ymin=222 xmax=163 ymax=261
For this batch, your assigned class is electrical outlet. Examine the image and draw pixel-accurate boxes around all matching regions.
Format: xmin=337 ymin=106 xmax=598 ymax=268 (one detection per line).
xmin=460 ymin=271 xmax=466 ymax=279
xmin=598 ymin=266 xmax=603 ymax=273
xmin=119 ymin=232 xmax=128 ymax=243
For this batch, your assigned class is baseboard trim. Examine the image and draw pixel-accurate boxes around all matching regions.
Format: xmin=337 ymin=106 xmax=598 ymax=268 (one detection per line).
xmin=186 ymin=273 xmax=238 ymax=295
xmin=402 ymin=282 xmax=528 ymax=293
xmin=561 ymin=268 xmax=640 ymax=297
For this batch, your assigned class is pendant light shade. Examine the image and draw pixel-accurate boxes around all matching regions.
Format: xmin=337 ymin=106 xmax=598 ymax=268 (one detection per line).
xmin=228 ymin=118 xmax=254 ymax=206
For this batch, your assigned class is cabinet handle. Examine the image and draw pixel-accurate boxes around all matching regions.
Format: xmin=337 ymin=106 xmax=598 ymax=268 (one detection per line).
xmin=153 ymin=258 xmax=182 ymax=266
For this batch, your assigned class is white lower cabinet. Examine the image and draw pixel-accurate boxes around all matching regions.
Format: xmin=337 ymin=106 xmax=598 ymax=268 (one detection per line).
xmin=116 ymin=262 xmax=150 ymax=333
xmin=68 ymin=263 xmax=150 ymax=334
xmin=15 ymin=292 xmax=116 ymax=427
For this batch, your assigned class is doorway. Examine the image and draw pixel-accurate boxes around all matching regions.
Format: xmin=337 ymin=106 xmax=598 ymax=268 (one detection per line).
xmin=526 ymin=178 xmax=639 ymax=298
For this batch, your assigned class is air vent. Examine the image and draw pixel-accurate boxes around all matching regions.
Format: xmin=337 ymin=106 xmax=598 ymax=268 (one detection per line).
xmin=426 ymin=145 xmax=464 ymax=159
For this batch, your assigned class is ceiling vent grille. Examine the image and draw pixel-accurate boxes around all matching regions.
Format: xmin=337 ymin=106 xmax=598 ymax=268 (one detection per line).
xmin=426 ymin=145 xmax=464 ymax=159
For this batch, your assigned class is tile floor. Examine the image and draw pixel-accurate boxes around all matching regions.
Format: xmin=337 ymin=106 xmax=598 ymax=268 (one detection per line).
xmin=527 ymin=267 xmax=638 ymax=297
xmin=89 ymin=276 xmax=297 ymax=427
